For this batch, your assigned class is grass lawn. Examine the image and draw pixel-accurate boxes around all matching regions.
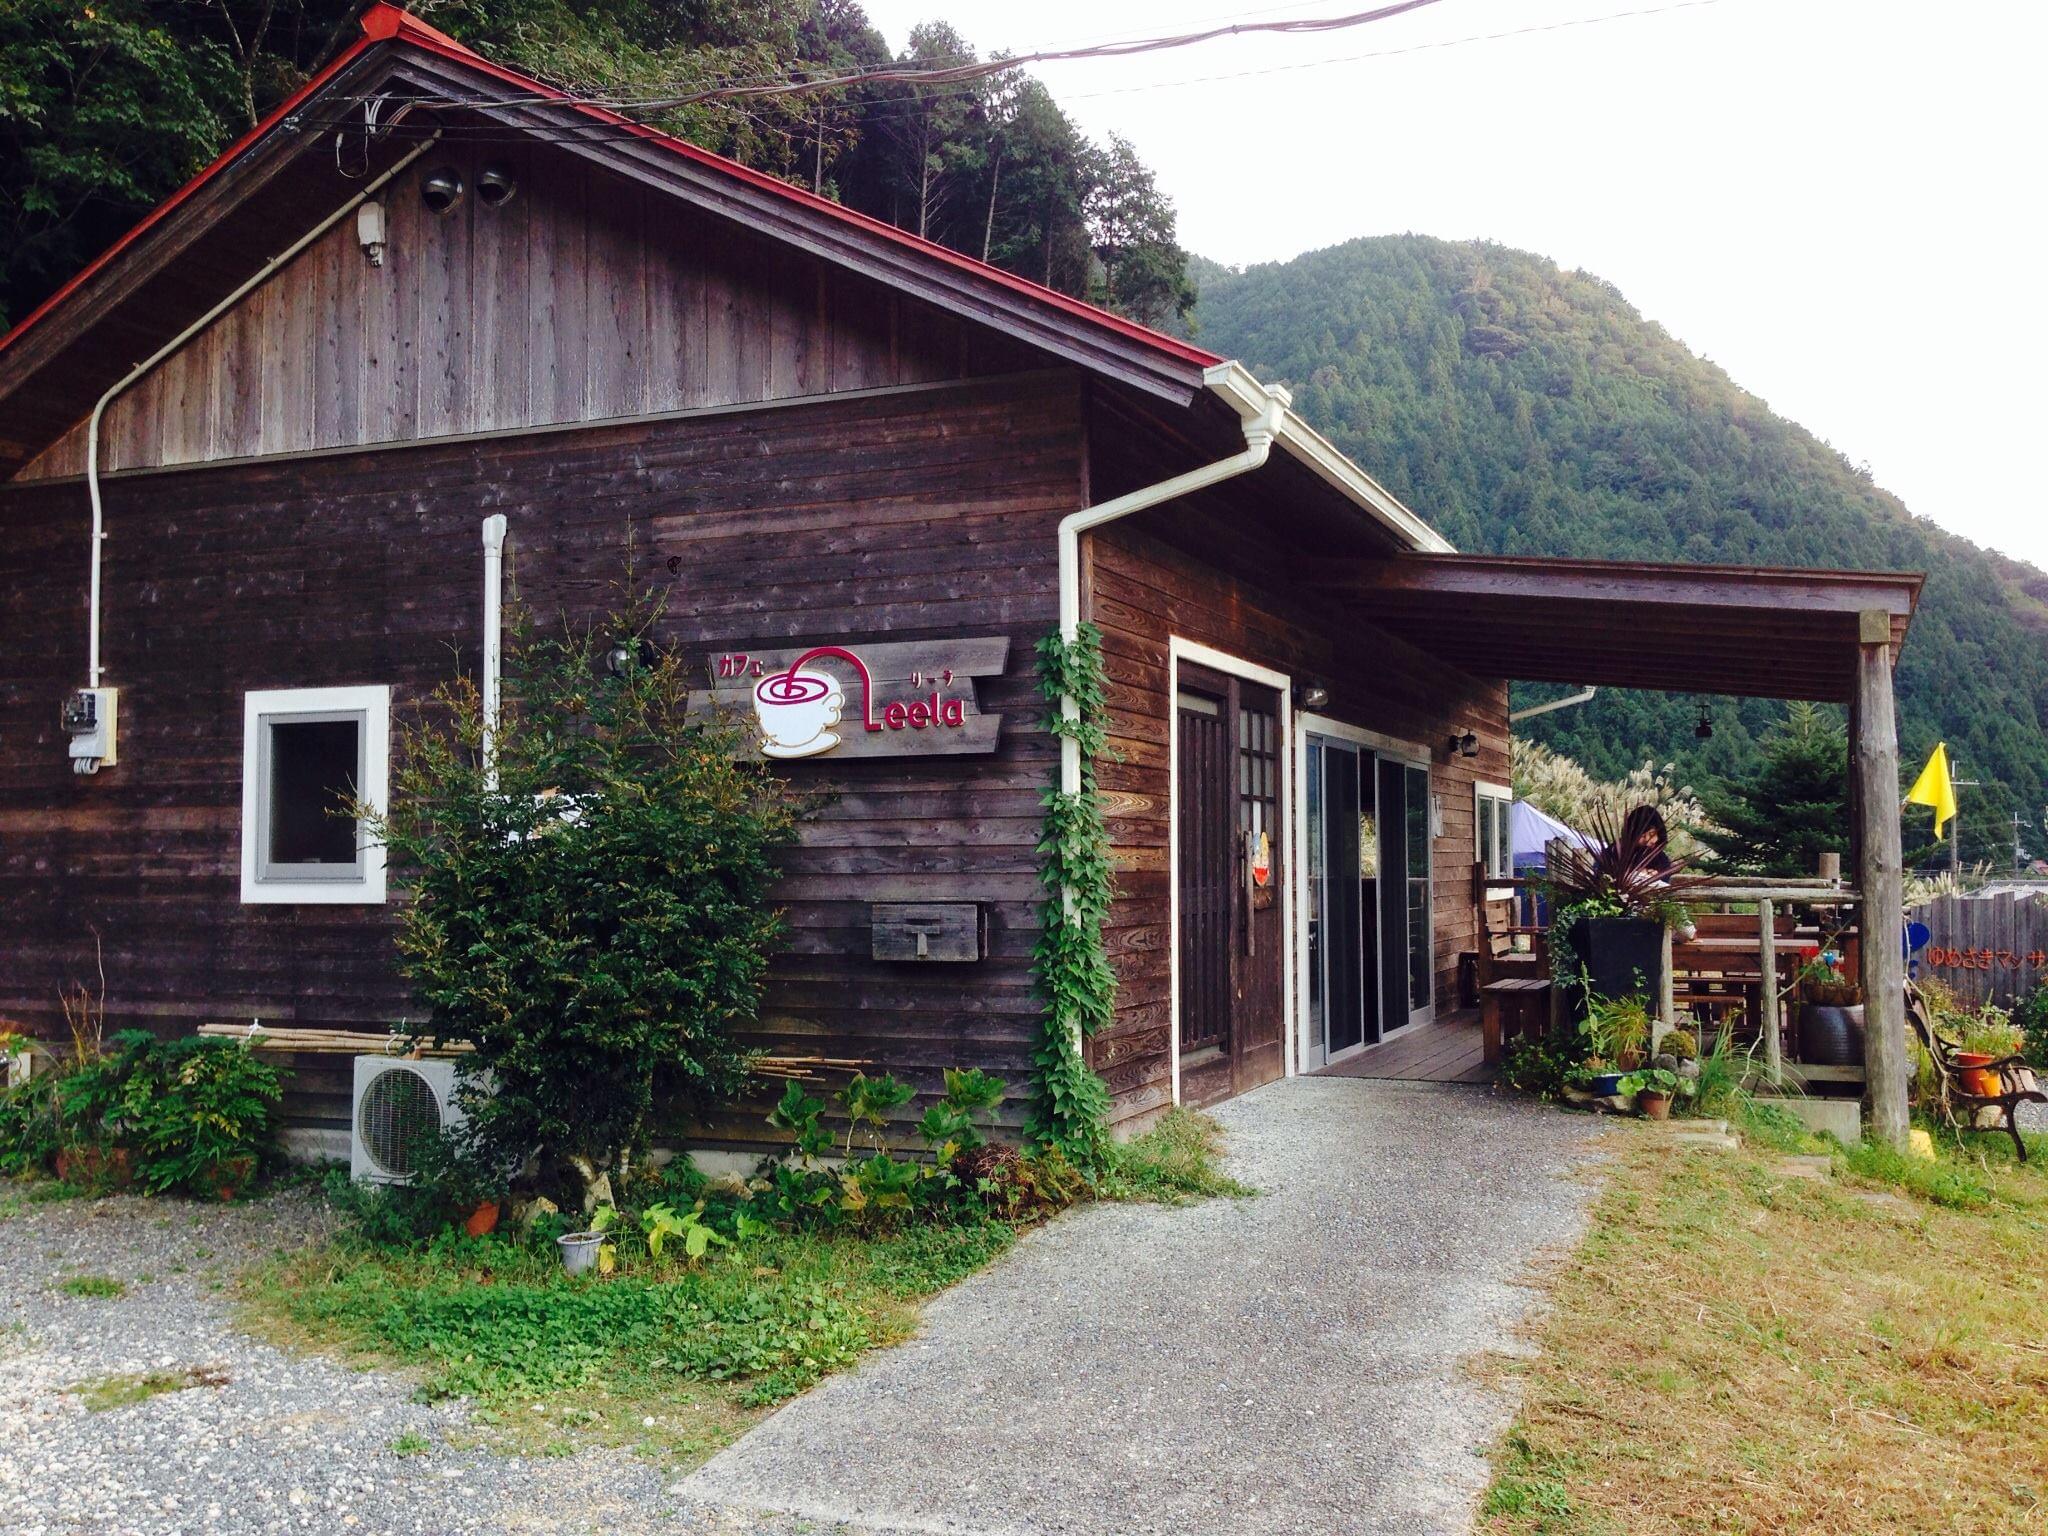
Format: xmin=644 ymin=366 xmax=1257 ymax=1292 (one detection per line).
xmin=239 ymin=1108 xmax=1247 ymax=1467
xmin=1483 ymin=1110 xmax=2048 ymax=1534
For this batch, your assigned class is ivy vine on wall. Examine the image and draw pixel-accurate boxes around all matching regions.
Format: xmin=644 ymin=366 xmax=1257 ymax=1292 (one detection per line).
xmin=1029 ymin=623 xmax=1117 ymax=1165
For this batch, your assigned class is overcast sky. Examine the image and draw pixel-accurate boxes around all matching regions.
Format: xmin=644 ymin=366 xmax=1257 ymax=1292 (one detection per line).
xmin=856 ymin=0 xmax=2048 ymax=569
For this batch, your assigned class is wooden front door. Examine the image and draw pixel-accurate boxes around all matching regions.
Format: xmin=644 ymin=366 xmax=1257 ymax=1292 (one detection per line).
xmin=1176 ymin=663 xmax=1286 ymax=1106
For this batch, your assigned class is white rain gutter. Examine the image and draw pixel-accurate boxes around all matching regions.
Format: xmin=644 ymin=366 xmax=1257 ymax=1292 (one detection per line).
xmin=1055 ymin=382 xmax=1285 ymax=797
xmin=1054 ymin=361 xmax=1456 ymax=797
xmin=1510 ymin=685 xmax=1598 ymax=723
xmin=82 ymin=131 xmax=442 ymax=688
xmin=481 ymin=513 xmax=508 ymax=790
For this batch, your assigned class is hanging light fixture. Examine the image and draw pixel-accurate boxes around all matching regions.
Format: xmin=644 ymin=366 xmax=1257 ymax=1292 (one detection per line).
xmin=1695 ymin=704 xmax=1714 ymax=740
xmin=1296 ymin=678 xmax=1330 ymax=711
xmin=1447 ymin=730 xmax=1479 ymax=759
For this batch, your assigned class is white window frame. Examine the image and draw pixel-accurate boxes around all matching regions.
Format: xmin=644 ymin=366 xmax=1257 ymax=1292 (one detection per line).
xmin=1476 ymin=779 xmax=1513 ymax=897
xmin=241 ymin=685 xmax=390 ymax=905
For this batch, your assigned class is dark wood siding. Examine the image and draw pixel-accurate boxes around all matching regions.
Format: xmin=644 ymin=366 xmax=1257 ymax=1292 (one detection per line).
xmin=0 ymin=372 xmax=1082 ymax=1147
xmin=1085 ymin=501 xmax=1509 ymax=1134
xmin=15 ymin=142 xmax=1034 ymax=483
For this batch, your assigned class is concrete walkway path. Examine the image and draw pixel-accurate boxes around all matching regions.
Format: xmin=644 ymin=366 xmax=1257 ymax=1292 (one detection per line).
xmin=682 ymin=1076 xmax=1602 ymax=1536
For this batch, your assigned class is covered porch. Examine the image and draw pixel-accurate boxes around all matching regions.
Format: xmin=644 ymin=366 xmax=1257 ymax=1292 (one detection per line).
xmin=1299 ymin=551 xmax=1925 ymax=1141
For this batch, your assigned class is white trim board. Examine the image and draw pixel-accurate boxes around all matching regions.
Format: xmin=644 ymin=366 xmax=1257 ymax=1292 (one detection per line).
xmin=1166 ymin=637 xmax=1295 ymax=1106
xmin=240 ymin=684 xmax=390 ymax=905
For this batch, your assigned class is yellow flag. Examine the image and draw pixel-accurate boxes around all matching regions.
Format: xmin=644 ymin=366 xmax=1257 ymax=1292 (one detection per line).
xmin=1905 ymin=742 xmax=1957 ymax=836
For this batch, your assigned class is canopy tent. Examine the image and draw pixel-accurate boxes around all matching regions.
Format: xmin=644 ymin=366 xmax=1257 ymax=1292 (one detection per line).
xmin=1511 ymin=800 xmax=1594 ymax=873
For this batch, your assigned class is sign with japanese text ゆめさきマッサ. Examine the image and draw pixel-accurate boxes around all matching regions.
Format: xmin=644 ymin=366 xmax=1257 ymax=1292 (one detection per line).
xmin=699 ymin=638 xmax=1008 ymax=760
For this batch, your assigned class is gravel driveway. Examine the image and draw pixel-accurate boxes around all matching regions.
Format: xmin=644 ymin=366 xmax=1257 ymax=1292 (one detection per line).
xmin=0 ymin=1188 xmax=826 ymax=1536
xmin=1 ymin=1076 xmax=1598 ymax=1536
xmin=683 ymin=1076 xmax=1602 ymax=1536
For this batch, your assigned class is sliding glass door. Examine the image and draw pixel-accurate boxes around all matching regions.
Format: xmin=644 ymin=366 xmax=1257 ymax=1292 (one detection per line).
xmin=1306 ymin=738 xmax=1373 ymax=1065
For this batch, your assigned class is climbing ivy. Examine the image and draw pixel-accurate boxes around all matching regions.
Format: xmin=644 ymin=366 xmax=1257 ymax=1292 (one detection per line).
xmin=1028 ymin=623 xmax=1116 ymax=1166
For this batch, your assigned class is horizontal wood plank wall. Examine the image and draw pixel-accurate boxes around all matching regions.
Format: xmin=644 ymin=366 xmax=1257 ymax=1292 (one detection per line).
xmin=0 ymin=373 xmax=1082 ymax=1148
xmin=1085 ymin=508 xmax=1509 ymax=1133
xmin=14 ymin=141 xmax=1032 ymax=483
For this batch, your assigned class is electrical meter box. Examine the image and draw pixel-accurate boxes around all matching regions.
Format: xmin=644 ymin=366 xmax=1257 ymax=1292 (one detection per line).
xmin=62 ymin=688 xmax=118 ymax=773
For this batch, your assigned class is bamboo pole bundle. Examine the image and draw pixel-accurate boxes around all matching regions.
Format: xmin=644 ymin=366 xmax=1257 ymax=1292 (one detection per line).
xmin=195 ymin=1025 xmax=868 ymax=1083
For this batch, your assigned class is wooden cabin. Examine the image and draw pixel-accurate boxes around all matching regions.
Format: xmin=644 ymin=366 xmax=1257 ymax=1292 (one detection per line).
xmin=0 ymin=7 xmax=1927 ymax=1155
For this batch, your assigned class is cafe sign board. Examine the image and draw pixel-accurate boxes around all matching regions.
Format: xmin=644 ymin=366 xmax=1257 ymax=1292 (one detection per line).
xmin=699 ymin=637 xmax=1007 ymax=760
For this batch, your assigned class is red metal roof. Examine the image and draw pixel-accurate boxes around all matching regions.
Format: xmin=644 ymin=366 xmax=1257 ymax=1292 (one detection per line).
xmin=0 ymin=3 xmax=1220 ymax=371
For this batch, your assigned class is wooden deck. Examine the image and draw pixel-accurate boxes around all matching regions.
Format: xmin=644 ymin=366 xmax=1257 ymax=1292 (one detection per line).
xmin=1315 ymin=1009 xmax=1491 ymax=1085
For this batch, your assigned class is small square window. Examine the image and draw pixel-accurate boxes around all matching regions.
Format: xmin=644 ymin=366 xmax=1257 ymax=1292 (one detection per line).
xmin=242 ymin=686 xmax=389 ymax=904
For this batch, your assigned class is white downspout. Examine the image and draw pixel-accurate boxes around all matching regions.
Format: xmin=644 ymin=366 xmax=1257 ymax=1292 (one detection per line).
xmin=1055 ymin=383 xmax=1289 ymax=797
xmin=481 ymin=514 xmax=508 ymax=790
xmin=82 ymin=132 xmax=442 ymax=689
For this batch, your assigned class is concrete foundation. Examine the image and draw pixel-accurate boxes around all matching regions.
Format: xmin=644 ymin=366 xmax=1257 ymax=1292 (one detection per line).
xmin=1752 ymin=1094 xmax=1863 ymax=1144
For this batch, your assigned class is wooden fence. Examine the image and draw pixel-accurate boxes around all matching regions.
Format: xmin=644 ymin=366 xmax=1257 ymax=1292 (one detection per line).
xmin=1906 ymin=891 xmax=2048 ymax=1010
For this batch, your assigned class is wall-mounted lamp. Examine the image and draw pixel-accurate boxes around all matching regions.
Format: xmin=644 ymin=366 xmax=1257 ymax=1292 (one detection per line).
xmin=1695 ymin=704 xmax=1714 ymax=741
xmin=1448 ymin=730 xmax=1479 ymax=760
xmin=1296 ymin=678 xmax=1330 ymax=711
xmin=605 ymin=638 xmax=657 ymax=677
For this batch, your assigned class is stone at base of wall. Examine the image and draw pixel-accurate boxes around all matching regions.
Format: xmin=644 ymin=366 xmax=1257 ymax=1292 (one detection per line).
xmin=282 ymin=1127 xmax=351 ymax=1164
xmin=277 ymin=1128 xmax=765 ymax=1183
xmin=1750 ymin=1095 xmax=1864 ymax=1144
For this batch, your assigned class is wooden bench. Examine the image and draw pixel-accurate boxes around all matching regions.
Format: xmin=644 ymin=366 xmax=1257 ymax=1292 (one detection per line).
xmin=1482 ymin=977 xmax=1553 ymax=1064
xmin=1905 ymin=984 xmax=2045 ymax=1162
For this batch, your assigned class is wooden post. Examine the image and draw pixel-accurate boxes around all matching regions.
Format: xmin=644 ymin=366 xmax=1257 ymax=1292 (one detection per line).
xmin=1657 ymin=923 xmax=1675 ymax=1043
xmin=1855 ymin=611 xmax=1909 ymax=1147
xmin=1758 ymin=896 xmax=1781 ymax=1084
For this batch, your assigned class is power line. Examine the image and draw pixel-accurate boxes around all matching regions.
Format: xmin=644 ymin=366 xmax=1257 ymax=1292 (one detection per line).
xmin=314 ymin=0 xmax=1732 ymax=154
xmin=325 ymin=1 xmax=1452 ymax=114
xmin=1059 ymin=0 xmax=1729 ymax=103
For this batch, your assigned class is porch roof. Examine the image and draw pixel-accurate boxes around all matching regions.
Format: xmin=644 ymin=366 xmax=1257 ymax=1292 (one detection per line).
xmin=1291 ymin=553 xmax=1924 ymax=701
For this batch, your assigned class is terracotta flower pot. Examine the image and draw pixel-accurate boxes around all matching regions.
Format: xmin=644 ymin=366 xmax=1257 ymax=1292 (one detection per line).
xmin=55 ymin=1145 xmax=133 ymax=1190
xmin=210 ymin=1154 xmax=258 ymax=1202
xmin=464 ymin=1200 xmax=501 ymax=1238
xmin=1638 ymin=1090 xmax=1672 ymax=1121
xmin=1952 ymin=1052 xmax=2004 ymax=1099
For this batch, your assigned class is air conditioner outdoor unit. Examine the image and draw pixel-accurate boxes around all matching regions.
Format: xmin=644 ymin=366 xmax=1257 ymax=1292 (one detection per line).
xmin=350 ymin=1055 xmax=468 ymax=1184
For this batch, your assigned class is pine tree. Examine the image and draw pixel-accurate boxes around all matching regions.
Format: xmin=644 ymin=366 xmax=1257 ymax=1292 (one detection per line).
xmin=1693 ymin=702 xmax=1848 ymax=877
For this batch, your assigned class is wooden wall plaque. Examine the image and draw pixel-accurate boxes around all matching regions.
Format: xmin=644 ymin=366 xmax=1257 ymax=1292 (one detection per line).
xmin=871 ymin=903 xmax=985 ymax=963
xmin=697 ymin=638 xmax=1008 ymax=760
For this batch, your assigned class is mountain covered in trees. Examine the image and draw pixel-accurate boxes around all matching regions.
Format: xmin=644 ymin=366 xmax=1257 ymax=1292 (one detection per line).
xmin=1192 ymin=238 xmax=2048 ymax=863
xmin=13 ymin=4 xmax=2045 ymax=856
xmin=0 ymin=0 xmax=1193 ymax=333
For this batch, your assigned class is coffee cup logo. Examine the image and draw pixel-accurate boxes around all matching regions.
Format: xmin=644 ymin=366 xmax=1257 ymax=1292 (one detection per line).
xmin=753 ymin=666 xmax=845 ymax=758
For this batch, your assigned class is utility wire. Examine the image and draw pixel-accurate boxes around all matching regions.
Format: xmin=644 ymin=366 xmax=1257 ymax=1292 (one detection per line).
xmin=307 ymin=0 xmax=1729 ymax=150
xmin=325 ymin=0 xmax=1451 ymax=113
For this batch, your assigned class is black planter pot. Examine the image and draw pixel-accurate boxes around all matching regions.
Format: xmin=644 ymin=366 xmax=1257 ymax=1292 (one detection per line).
xmin=1797 ymin=1003 xmax=1865 ymax=1067
xmin=1567 ymin=916 xmax=1667 ymax=1015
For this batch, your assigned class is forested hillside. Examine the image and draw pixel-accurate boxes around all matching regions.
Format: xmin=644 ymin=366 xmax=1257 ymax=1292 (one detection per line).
xmin=1193 ymin=238 xmax=2048 ymax=860
xmin=0 ymin=0 xmax=1192 ymax=333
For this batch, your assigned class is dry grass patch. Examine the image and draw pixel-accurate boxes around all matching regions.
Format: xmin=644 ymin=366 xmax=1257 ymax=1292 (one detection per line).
xmin=1484 ymin=1123 xmax=2048 ymax=1534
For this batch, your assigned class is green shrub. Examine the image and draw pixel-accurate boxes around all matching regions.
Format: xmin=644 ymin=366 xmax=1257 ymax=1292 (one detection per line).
xmin=1500 ymin=1031 xmax=1580 ymax=1099
xmin=0 ymin=1076 xmax=61 ymax=1176
xmin=127 ymin=1036 xmax=282 ymax=1196
xmin=369 ymin=594 xmax=802 ymax=1212
xmin=2010 ymin=984 xmax=2048 ymax=1070
xmin=48 ymin=1032 xmax=280 ymax=1196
